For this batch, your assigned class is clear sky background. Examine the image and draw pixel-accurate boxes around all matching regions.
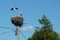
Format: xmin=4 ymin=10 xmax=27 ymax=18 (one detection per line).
xmin=0 ymin=0 xmax=60 ymax=40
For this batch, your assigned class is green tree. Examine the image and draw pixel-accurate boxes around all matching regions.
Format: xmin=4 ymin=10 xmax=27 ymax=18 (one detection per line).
xmin=28 ymin=15 xmax=60 ymax=40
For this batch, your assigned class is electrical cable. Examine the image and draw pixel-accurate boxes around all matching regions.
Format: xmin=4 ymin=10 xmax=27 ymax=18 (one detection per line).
xmin=20 ymin=32 xmax=28 ymax=40
xmin=0 ymin=30 xmax=15 ymax=38
xmin=0 ymin=26 xmax=15 ymax=36
xmin=0 ymin=27 xmax=14 ymax=29
xmin=0 ymin=26 xmax=30 ymax=40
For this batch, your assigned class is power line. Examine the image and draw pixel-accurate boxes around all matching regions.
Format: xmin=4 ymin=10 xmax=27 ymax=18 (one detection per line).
xmin=0 ymin=26 xmax=15 ymax=36
xmin=0 ymin=27 xmax=14 ymax=29
xmin=0 ymin=26 xmax=31 ymax=40
xmin=20 ymin=32 xmax=28 ymax=40
xmin=0 ymin=29 xmax=15 ymax=35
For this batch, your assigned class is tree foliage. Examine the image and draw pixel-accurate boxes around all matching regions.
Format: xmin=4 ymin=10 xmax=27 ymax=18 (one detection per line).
xmin=28 ymin=15 xmax=60 ymax=40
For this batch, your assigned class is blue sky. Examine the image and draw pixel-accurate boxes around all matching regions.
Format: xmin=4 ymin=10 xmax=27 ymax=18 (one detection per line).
xmin=0 ymin=0 xmax=60 ymax=40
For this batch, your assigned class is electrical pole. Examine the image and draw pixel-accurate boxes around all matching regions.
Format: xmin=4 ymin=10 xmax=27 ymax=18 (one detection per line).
xmin=11 ymin=14 xmax=24 ymax=40
xmin=16 ymin=27 xmax=20 ymax=40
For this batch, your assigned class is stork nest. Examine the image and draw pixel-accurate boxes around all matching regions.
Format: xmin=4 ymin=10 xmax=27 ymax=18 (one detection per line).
xmin=11 ymin=16 xmax=23 ymax=27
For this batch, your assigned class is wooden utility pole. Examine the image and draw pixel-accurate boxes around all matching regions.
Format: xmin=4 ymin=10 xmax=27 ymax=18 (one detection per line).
xmin=16 ymin=27 xmax=20 ymax=40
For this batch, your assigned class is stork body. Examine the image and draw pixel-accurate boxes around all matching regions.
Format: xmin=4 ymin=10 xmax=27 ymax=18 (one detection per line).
xmin=11 ymin=8 xmax=18 ymax=11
